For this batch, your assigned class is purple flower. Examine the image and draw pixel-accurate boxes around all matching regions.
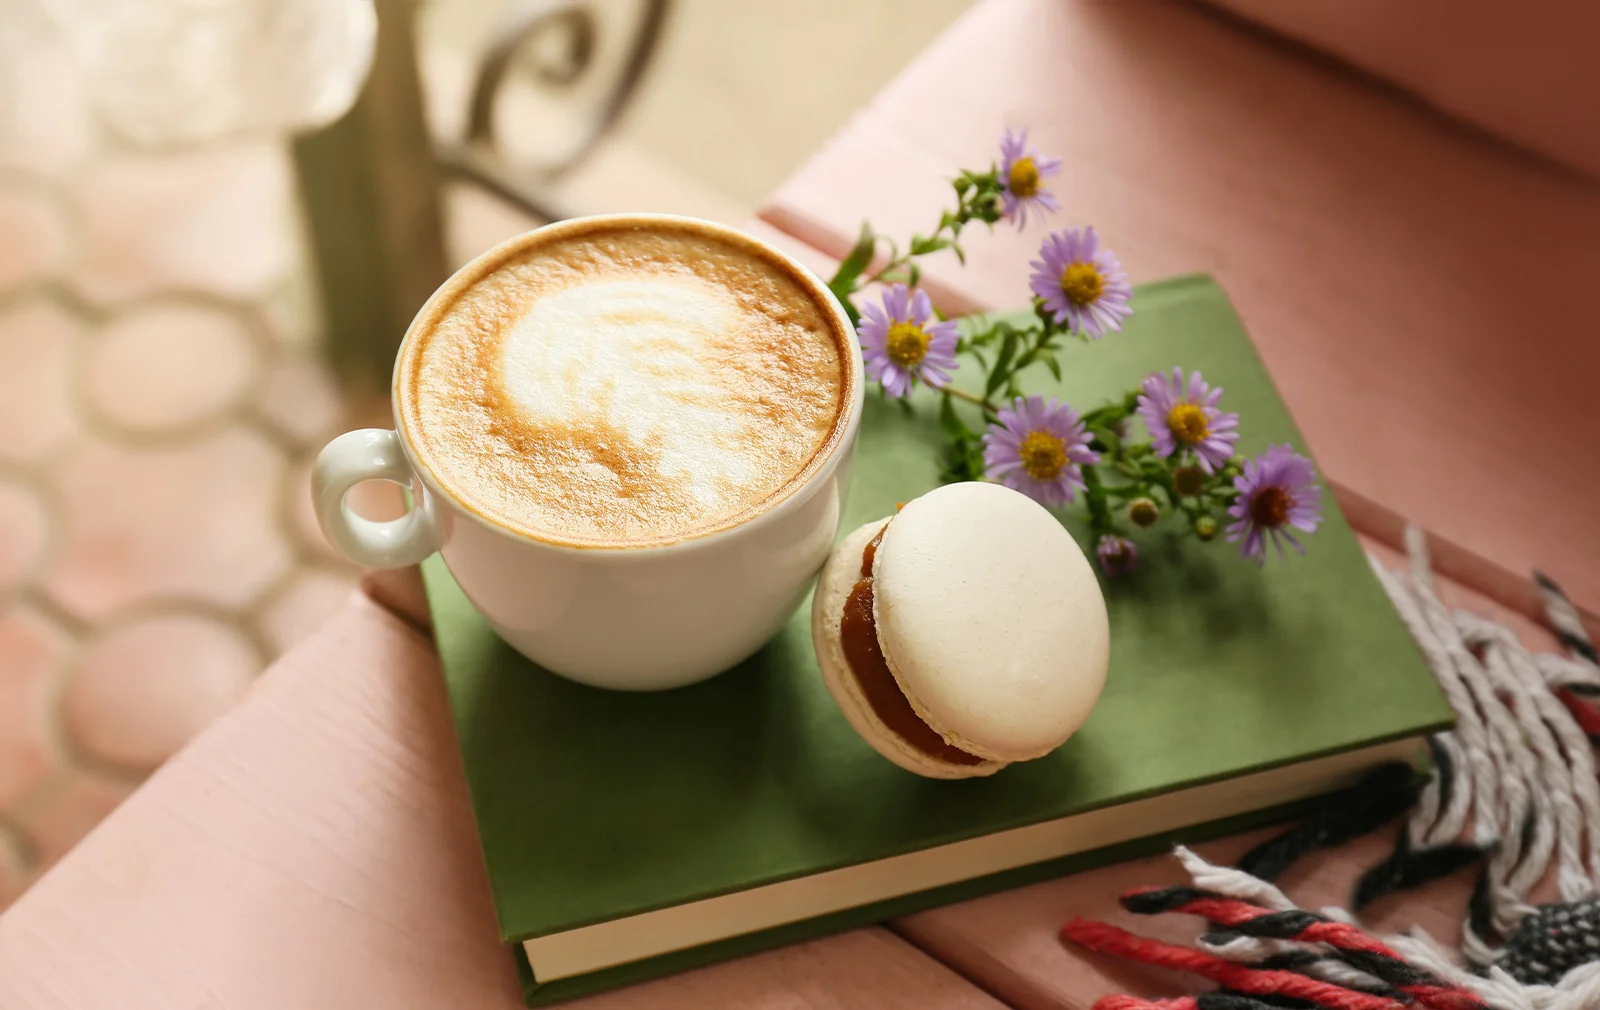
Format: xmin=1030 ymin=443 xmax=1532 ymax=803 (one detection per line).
xmin=998 ymin=127 xmax=1061 ymax=230
xmin=1028 ymin=226 xmax=1132 ymax=338
xmin=1096 ymin=534 xmax=1139 ymax=577
xmin=982 ymin=395 xmax=1100 ymax=507
xmin=1135 ymin=368 xmax=1240 ymax=474
xmin=858 ymin=284 xmax=960 ymax=398
xmin=1226 ymin=445 xmax=1324 ymax=565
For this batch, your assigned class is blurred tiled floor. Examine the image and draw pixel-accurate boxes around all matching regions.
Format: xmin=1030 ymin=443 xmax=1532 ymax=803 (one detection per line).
xmin=0 ymin=15 xmax=380 ymax=905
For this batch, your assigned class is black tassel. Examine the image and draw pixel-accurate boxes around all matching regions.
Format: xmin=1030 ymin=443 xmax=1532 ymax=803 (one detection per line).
xmin=1236 ymin=762 xmax=1420 ymax=882
xmin=1351 ymin=826 xmax=1485 ymax=910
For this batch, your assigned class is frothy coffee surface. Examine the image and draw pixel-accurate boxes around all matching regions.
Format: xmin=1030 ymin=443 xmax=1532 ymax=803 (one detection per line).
xmin=399 ymin=220 xmax=849 ymax=547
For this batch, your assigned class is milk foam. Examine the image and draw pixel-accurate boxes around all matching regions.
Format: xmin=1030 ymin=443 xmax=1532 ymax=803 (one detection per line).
xmin=498 ymin=277 xmax=754 ymax=510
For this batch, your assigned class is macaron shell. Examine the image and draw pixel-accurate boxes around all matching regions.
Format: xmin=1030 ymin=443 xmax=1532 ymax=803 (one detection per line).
xmin=811 ymin=517 xmax=1005 ymax=780
xmin=873 ymin=482 xmax=1109 ymax=763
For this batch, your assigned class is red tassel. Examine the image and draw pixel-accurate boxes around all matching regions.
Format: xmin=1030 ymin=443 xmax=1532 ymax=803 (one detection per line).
xmin=1091 ymin=997 xmax=1197 ymax=1010
xmin=1123 ymin=893 xmax=1486 ymax=1010
xmin=1061 ymin=918 xmax=1402 ymax=1010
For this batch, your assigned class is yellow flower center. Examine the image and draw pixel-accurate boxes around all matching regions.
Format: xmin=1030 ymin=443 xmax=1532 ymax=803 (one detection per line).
xmin=1250 ymin=486 xmax=1294 ymax=529
xmin=885 ymin=320 xmax=931 ymax=368
xmin=1167 ymin=403 xmax=1210 ymax=445
xmin=1008 ymin=156 xmax=1040 ymax=198
xmin=1018 ymin=430 xmax=1068 ymax=481
xmin=1060 ymin=262 xmax=1104 ymax=307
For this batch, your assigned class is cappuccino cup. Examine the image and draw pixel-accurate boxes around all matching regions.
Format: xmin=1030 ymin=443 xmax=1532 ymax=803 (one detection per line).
xmin=313 ymin=215 xmax=863 ymax=690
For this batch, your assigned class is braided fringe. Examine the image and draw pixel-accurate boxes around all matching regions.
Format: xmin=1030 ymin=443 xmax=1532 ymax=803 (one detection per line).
xmin=1386 ymin=930 xmax=1600 ymax=1010
xmin=1536 ymin=571 xmax=1598 ymax=669
xmin=1175 ymin=846 xmax=1400 ymax=994
xmin=1174 ymin=849 xmax=1600 ymax=1010
xmin=1118 ymin=886 xmax=1489 ymax=1010
xmin=1062 ymin=918 xmax=1415 ymax=1010
xmin=1369 ymin=531 xmax=1600 ymax=966
xmin=1060 ymin=538 xmax=1600 ymax=1010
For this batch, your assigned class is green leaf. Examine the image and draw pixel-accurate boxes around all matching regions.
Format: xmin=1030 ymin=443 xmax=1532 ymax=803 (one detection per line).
xmin=1040 ymin=349 xmax=1062 ymax=382
xmin=951 ymin=241 xmax=966 ymax=265
xmin=938 ymin=393 xmax=972 ymax=441
xmin=939 ymin=437 xmax=987 ymax=484
xmin=827 ymin=221 xmax=876 ymax=303
xmin=952 ymin=176 xmax=972 ymax=197
xmin=968 ymin=442 xmax=988 ymax=479
xmin=987 ymin=329 xmax=1018 ymax=399
xmin=969 ymin=348 xmax=989 ymax=371
xmin=907 ymin=262 xmax=921 ymax=287
xmin=909 ymin=235 xmax=950 ymax=256
xmin=965 ymin=320 xmax=999 ymax=348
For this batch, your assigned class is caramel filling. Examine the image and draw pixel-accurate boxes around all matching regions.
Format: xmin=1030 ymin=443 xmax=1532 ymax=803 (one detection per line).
xmin=839 ymin=528 xmax=984 ymax=766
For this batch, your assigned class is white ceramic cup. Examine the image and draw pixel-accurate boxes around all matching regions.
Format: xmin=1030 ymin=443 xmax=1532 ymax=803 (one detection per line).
xmin=313 ymin=215 xmax=864 ymax=691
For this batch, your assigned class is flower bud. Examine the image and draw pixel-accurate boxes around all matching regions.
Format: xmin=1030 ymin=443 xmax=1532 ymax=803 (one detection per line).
xmin=1096 ymin=534 xmax=1139 ymax=577
xmin=1194 ymin=515 xmax=1218 ymax=541
xmin=1172 ymin=466 xmax=1206 ymax=498
xmin=1127 ymin=497 xmax=1160 ymax=528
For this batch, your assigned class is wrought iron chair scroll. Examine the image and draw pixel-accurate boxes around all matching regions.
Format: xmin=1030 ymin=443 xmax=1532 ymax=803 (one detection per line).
xmin=439 ymin=0 xmax=672 ymax=222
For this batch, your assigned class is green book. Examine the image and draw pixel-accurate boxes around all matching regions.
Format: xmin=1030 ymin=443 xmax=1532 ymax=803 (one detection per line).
xmin=424 ymin=275 xmax=1452 ymax=1005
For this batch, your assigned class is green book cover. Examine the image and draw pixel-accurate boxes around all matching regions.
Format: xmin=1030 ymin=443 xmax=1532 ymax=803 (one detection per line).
xmin=424 ymin=275 xmax=1453 ymax=1005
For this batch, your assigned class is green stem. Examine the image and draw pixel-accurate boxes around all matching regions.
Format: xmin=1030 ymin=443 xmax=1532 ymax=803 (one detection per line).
xmin=863 ymin=179 xmax=997 ymax=287
xmin=1082 ymin=466 xmax=1113 ymax=531
xmin=944 ymin=385 xmax=995 ymax=412
xmin=1012 ymin=326 xmax=1049 ymax=373
xmin=865 ymin=257 xmax=911 ymax=287
xmin=866 ymin=220 xmax=954 ymax=285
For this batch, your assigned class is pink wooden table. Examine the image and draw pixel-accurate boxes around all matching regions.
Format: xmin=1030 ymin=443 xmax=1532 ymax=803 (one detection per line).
xmin=1 ymin=4 xmax=1592 ymax=1008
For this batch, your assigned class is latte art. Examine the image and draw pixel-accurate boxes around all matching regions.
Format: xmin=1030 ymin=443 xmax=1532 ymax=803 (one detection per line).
xmin=499 ymin=277 xmax=756 ymax=510
xmin=397 ymin=219 xmax=851 ymax=548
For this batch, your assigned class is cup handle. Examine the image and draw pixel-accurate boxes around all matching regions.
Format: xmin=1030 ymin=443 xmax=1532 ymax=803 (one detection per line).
xmin=313 ymin=429 xmax=445 ymax=568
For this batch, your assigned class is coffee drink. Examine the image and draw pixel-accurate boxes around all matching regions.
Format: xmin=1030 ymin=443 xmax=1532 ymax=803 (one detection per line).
xmin=397 ymin=218 xmax=852 ymax=548
xmin=317 ymin=215 xmax=863 ymax=687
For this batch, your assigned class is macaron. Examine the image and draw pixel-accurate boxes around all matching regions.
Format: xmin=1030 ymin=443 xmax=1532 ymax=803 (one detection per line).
xmin=811 ymin=481 xmax=1110 ymax=779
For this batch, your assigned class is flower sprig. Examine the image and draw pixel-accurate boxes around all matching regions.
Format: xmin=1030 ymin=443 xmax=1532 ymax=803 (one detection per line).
xmin=825 ymin=174 xmax=1003 ymax=325
xmin=826 ymin=128 xmax=1325 ymax=574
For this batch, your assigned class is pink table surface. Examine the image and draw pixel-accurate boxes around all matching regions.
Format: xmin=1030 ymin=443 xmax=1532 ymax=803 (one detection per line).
xmin=1203 ymin=0 xmax=1600 ymax=180
xmin=759 ymin=0 xmax=1600 ymax=625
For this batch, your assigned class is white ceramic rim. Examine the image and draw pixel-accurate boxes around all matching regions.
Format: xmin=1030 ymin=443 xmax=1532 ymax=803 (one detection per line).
xmin=390 ymin=213 xmax=865 ymax=559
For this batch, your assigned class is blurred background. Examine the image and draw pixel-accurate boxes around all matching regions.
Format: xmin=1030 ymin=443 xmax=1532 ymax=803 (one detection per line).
xmin=0 ymin=0 xmax=970 ymax=906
